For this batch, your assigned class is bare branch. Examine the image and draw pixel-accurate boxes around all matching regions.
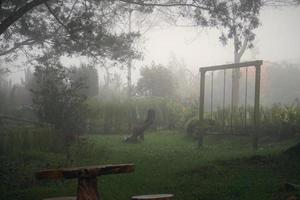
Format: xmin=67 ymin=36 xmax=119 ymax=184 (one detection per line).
xmin=44 ymin=2 xmax=71 ymax=35
xmin=0 ymin=39 xmax=36 ymax=56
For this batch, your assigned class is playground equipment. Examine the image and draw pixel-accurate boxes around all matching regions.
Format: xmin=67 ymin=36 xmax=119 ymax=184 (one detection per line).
xmin=198 ymin=60 xmax=263 ymax=149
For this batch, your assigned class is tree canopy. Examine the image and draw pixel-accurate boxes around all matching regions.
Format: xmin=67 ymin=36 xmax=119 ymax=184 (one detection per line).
xmin=137 ymin=64 xmax=175 ymax=97
xmin=0 ymin=0 xmax=299 ymax=66
xmin=0 ymin=0 xmax=141 ymax=64
xmin=31 ymin=62 xmax=87 ymax=135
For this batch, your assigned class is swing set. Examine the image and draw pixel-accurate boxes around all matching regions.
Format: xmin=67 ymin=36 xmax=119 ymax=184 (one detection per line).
xmin=198 ymin=60 xmax=263 ymax=149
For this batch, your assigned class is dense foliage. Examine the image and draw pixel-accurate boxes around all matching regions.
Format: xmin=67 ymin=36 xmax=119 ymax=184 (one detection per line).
xmin=137 ymin=64 xmax=175 ymax=97
xmin=70 ymin=64 xmax=99 ymax=97
xmin=31 ymin=63 xmax=87 ymax=137
xmin=0 ymin=0 xmax=141 ymax=64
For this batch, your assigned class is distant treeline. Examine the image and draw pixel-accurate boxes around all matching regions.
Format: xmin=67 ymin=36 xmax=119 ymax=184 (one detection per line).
xmin=1 ymin=61 xmax=300 ymax=135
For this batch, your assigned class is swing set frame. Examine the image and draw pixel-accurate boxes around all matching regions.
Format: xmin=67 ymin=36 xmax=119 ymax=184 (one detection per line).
xmin=199 ymin=60 xmax=263 ymax=149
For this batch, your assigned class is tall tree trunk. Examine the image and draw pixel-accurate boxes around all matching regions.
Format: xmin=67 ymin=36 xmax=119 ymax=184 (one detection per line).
xmin=232 ymin=35 xmax=248 ymax=108
xmin=127 ymin=7 xmax=133 ymax=133
xmin=127 ymin=8 xmax=133 ymax=99
xmin=232 ymin=39 xmax=241 ymax=108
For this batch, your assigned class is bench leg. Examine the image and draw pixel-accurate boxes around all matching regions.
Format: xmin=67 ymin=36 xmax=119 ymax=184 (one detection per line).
xmin=77 ymin=177 xmax=101 ymax=200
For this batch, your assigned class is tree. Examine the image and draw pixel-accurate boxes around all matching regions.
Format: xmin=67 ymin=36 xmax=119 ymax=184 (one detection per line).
xmin=1 ymin=0 xmax=299 ymax=88
xmin=178 ymin=0 xmax=299 ymax=106
xmin=1 ymin=0 xmax=299 ymax=61
xmin=167 ymin=54 xmax=199 ymax=100
xmin=137 ymin=64 xmax=175 ymax=97
xmin=0 ymin=0 xmax=141 ymax=65
xmin=31 ymin=62 xmax=87 ymax=140
xmin=123 ymin=0 xmax=299 ymax=106
xmin=70 ymin=64 xmax=99 ymax=97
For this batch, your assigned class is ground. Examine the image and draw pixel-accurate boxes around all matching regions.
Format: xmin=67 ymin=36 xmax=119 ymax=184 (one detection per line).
xmin=2 ymin=131 xmax=300 ymax=200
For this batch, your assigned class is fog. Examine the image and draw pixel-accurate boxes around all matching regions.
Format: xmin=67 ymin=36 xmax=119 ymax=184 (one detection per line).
xmin=1 ymin=1 xmax=300 ymax=200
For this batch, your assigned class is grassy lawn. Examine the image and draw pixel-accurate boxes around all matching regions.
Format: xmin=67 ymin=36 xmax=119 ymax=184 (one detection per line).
xmin=2 ymin=131 xmax=300 ymax=200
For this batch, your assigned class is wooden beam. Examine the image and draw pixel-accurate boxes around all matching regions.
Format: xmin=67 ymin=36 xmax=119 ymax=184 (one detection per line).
xmin=253 ymin=64 xmax=261 ymax=150
xmin=199 ymin=71 xmax=206 ymax=122
xmin=199 ymin=60 xmax=263 ymax=72
xmin=36 ymin=164 xmax=135 ymax=180
xmin=37 ymin=164 xmax=134 ymax=200
xmin=198 ymin=70 xmax=206 ymax=147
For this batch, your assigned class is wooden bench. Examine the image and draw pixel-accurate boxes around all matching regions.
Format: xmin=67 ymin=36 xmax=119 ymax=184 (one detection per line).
xmin=36 ymin=164 xmax=134 ymax=200
xmin=131 ymin=194 xmax=174 ymax=200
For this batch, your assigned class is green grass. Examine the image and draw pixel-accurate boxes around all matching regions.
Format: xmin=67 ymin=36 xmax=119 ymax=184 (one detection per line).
xmin=1 ymin=131 xmax=300 ymax=200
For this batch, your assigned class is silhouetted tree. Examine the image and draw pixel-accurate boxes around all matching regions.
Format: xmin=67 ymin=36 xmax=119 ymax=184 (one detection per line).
xmin=70 ymin=64 xmax=99 ymax=97
xmin=0 ymin=0 xmax=141 ymax=64
xmin=137 ymin=64 xmax=175 ymax=97
xmin=31 ymin=62 xmax=87 ymax=141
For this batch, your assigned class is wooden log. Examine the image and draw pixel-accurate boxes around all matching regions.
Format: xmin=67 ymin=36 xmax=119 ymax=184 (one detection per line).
xmin=124 ymin=109 xmax=155 ymax=143
xmin=131 ymin=194 xmax=174 ymax=200
xmin=36 ymin=164 xmax=134 ymax=180
xmin=37 ymin=164 xmax=134 ymax=200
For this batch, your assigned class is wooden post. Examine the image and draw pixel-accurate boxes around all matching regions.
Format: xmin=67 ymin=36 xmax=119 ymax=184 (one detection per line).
xmin=198 ymin=70 xmax=206 ymax=147
xmin=77 ymin=177 xmax=100 ymax=200
xmin=199 ymin=70 xmax=206 ymax=122
xmin=253 ymin=64 xmax=261 ymax=150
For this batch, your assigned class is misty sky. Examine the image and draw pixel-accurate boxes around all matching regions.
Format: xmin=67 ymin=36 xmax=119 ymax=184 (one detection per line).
xmin=7 ymin=5 xmax=300 ymax=83
xmin=142 ymin=6 xmax=300 ymax=71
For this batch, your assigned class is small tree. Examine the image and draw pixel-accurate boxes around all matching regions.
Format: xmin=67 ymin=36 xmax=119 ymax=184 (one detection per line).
xmin=31 ymin=63 xmax=87 ymax=141
xmin=70 ymin=64 xmax=99 ymax=98
xmin=137 ymin=64 xmax=175 ymax=97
